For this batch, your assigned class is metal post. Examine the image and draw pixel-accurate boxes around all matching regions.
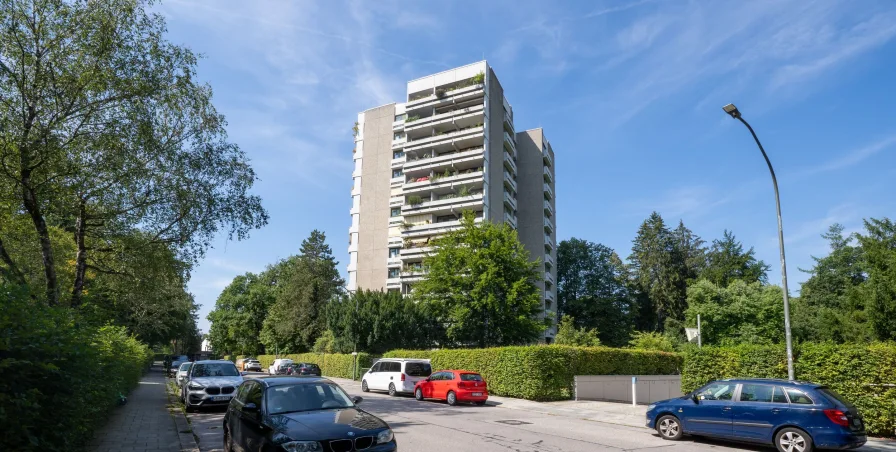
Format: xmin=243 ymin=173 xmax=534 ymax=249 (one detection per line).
xmin=632 ymin=376 xmax=638 ymax=407
xmin=697 ymin=314 xmax=702 ymax=348
xmin=732 ymin=113 xmax=795 ymax=381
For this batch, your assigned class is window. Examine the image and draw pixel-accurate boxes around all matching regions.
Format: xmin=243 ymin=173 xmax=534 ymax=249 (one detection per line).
xmin=370 ymin=362 xmax=382 ymax=373
xmin=739 ymin=384 xmax=783 ymax=403
xmin=393 ymin=150 xmax=404 ymax=159
xmin=696 ymin=382 xmax=735 ymax=401
xmin=460 ymin=373 xmax=483 ymax=382
xmin=191 ymin=363 xmax=239 ymax=377
xmin=390 ymin=208 xmax=401 ymax=217
xmin=390 ymin=362 xmax=402 ymax=372
xmin=405 ymin=362 xmax=432 ymax=377
xmin=389 ymin=247 xmax=400 ymax=258
xmin=393 ymin=132 xmax=405 ymax=141
xmin=818 ymin=387 xmax=850 ymax=406
xmin=388 ymin=268 xmax=399 ymax=278
xmin=245 ymin=382 xmax=263 ymax=408
xmin=785 ymin=388 xmax=814 ymax=404
xmin=395 ymin=114 xmax=406 ymax=122
xmin=392 ymin=169 xmax=403 ymax=178
xmin=266 ymin=383 xmax=354 ymax=414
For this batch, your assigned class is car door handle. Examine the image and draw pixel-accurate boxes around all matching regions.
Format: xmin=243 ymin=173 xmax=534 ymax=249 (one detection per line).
xmin=722 ymin=406 xmax=732 ymax=412
xmin=771 ymin=408 xmax=781 ymax=414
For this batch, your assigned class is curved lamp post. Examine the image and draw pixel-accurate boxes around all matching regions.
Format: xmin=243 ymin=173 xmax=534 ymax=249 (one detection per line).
xmin=722 ymin=103 xmax=795 ymax=380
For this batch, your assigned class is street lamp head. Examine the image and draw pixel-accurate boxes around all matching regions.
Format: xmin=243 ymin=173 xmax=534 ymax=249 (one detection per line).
xmin=722 ymin=103 xmax=741 ymax=119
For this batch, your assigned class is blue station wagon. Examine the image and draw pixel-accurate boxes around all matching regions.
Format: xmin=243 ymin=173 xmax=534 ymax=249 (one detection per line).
xmin=646 ymin=379 xmax=866 ymax=452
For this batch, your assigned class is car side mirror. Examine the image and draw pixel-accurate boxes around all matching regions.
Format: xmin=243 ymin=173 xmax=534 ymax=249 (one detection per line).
xmin=691 ymin=393 xmax=699 ymax=404
xmin=352 ymin=396 xmax=363 ymax=405
xmin=240 ymin=371 xmax=247 ymax=376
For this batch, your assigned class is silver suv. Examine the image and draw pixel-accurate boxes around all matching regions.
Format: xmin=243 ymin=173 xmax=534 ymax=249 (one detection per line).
xmin=182 ymin=360 xmax=243 ymax=412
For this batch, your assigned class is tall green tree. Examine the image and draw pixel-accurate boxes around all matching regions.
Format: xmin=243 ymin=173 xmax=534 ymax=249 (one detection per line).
xmin=857 ymin=218 xmax=896 ymax=341
xmin=260 ymin=230 xmax=344 ymax=352
xmin=415 ymin=211 xmax=545 ymax=347
xmin=0 ymin=0 xmax=267 ymax=306
xmin=685 ymin=279 xmax=785 ymax=345
xmin=701 ymin=230 xmax=769 ymax=287
xmin=207 ymin=272 xmax=274 ymax=356
xmin=556 ymin=238 xmax=633 ymax=346
xmin=554 ymin=315 xmax=601 ymax=347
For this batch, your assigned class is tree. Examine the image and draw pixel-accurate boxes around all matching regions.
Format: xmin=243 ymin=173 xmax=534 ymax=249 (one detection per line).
xmin=260 ymin=231 xmax=344 ymax=352
xmin=700 ymin=230 xmax=769 ymax=287
xmin=556 ymin=238 xmax=633 ymax=346
xmin=207 ymin=272 xmax=274 ymax=356
xmin=312 ymin=330 xmax=337 ymax=354
xmin=685 ymin=279 xmax=785 ymax=345
xmin=554 ymin=316 xmax=601 ymax=347
xmin=857 ymin=218 xmax=896 ymax=341
xmin=628 ymin=331 xmax=675 ymax=352
xmin=794 ymin=224 xmax=872 ymax=343
xmin=0 ymin=0 xmax=267 ymax=306
xmin=415 ymin=211 xmax=545 ymax=347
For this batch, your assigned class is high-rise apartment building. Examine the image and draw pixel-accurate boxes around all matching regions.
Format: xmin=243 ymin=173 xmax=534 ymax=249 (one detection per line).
xmin=346 ymin=61 xmax=558 ymax=341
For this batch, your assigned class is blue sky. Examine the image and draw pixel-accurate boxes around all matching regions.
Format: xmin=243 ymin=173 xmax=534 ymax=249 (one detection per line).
xmin=155 ymin=0 xmax=896 ymax=333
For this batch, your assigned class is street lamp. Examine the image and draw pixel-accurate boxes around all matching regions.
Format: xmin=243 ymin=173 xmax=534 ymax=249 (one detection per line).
xmin=722 ymin=103 xmax=795 ymax=381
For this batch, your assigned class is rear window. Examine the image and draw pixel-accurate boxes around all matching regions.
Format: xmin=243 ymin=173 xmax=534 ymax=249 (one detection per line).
xmin=818 ymin=387 xmax=852 ymax=407
xmin=460 ymin=373 xmax=483 ymax=381
xmin=405 ymin=362 xmax=432 ymax=377
xmin=192 ymin=363 xmax=239 ymax=377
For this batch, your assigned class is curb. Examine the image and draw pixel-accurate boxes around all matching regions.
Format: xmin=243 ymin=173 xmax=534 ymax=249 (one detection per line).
xmin=165 ymin=379 xmax=200 ymax=452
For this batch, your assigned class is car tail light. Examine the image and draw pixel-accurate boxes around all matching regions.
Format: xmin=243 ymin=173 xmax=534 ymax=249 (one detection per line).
xmin=824 ymin=409 xmax=849 ymax=427
xmin=458 ymin=381 xmax=467 ymax=388
xmin=401 ymin=373 xmax=406 ymax=381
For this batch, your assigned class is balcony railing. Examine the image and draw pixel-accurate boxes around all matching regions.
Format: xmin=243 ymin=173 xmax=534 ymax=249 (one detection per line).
xmin=504 ymin=171 xmax=517 ymax=193
xmin=405 ymin=104 xmax=484 ymax=130
xmin=404 ymin=125 xmax=485 ymax=151
xmin=543 ymin=199 xmax=553 ymax=217
xmin=543 ymin=151 xmax=553 ymax=167
xmin=543 ymin=166 xmax=553 ymax=184
xmin=545 ymin=253 xmax=554 ymax=268
xmin=543 ymin=182 xmax=553 ymax=200
xmin=503 ymin=131 xmax=516 ymax=156
xmin=503 ymin=150 xmax=517 ymax=175
xmin=505 ymin=212 xmax=517 ymax=229
xmin=403 ymin=217 xmax=483 ymax=238
xmin=503 ymin=191 xmax=517 ymax=211
xmin=406 ymin=84 xmax=484 ymax=109
xmin=402 ymin=192 xmax=484 ymax=213
xmin=404 ymin=168 xmax=484 ymax=191
xmin=404 ymin=147 xmax=484 ymax=173
xmin=544 ymin=217 xmax=553 ymax=233
xmin=544 ymin=234 xmax=554 ymax=250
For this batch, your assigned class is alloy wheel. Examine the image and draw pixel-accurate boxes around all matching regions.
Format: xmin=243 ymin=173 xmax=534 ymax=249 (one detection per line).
xmin=388 ymin=384 xmax=396 ymax=396
xmin=779 ymin=431 xmax=807 ymax=452
xmin=659 ymin=418 xmax=679 ymax=438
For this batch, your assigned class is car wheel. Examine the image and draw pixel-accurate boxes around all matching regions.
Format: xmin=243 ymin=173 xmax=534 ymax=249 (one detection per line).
xmin=775 ymin=427 xmax=813 ymax=452
xmin=474 ymin=400 xmax=486 ymax=406
xmin=388 ymin=383 xmax=397 ymax=397
xmin=185 ymin=404 xmax=196 ymax=413
xmin=223 ymin=428 xmax=233 ymax=452
xmin=415 ymin=388 xmax=424 ymax=401
xmin=656 ymin=415 xmax=682 ymax=440
xmin=361 ymin=380 xmax=369 ymax=392
xmin=447 ymin=391 xmax=457 ymax=406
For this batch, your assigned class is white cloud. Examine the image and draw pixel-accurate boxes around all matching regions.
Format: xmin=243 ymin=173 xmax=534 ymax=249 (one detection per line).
xmin=798 ymin=134 xmax=896 ymax=176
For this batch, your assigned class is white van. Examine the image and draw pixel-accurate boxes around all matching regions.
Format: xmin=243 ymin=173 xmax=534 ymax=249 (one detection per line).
xmin=361 ymin=358 xmax=432 ymax=396
xmin=268 ymin=358 xmax=293 ymax=375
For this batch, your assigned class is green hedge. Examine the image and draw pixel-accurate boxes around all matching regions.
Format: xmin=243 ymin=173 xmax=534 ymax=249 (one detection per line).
xmin=683 ymin=343 xmax=896 ymax=437
xmin=0 ymin=284 xmax=153 ymax=451
xmin=384 ymin=345 xmax=682 ymax=401
xmin=254 ymin=353 xmax=375 ymax=379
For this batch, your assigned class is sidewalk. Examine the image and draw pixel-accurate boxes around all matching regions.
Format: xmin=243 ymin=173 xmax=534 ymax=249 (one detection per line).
xmin=327 ymin=376 xmax=896 ymax=451
xmin=90 ymin=365 xmax=191 ymax=452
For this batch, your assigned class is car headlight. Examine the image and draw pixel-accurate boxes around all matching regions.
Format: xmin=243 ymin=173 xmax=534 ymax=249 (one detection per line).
xmin=280 ymin=441 xmax=321 ymax=452
xmin=188 ymin=382 xmax=205 ymax=390
xmin=376 ymin=429 xmax=394 ymax=444
xmin=647 ymin=404 xmax=656 ymax=411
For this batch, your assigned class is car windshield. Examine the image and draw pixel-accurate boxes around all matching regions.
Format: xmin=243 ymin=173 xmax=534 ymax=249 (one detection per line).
xmin=192 ymin=363 xmax=239 ymax=377
xmin=179 ymin=363 xmax=192 ymax=371
xmin=405 ymin=362 xmax=432 ymax=377
xmin=267 ymin=383 xmax=355 ymax=414
xmin=460 ymin=373 xmax=483 ymax=381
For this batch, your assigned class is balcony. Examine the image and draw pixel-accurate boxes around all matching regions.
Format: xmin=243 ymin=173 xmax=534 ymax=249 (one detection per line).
xmin=504 ymin=171 xmax=517 ymax=193
xmin=404 ymin=125 xmax=485 ymax=152
xmin=390 ymin=196 xmax=403 ymax=207
xmin=505 ymin=212 xmax=517 ymax=229
xmin=545 ymin=271 xmax=555 ymax=285
xmin=545 ymin=253 xmax=554 ymax=268
xmin=503 ymin=114 xmax=514 ymax=135
xmin=405 ymin=84 xmax=485 ymax=112
xmin=400 ymin=244 xmax=433 ymax=260
xmin=402 ymin=192 xmax=484 ymax=216
xmin=544 ymin=199 xmax=553 ymax=218
xmin=404 ymin=104 xmax=485 ymax=135
xmin=391 ymin=135 xmax=407 ymax=149
xmin=544 ymin=234 xmax=554 ymax=251
xmin=544 ymin=217 xmax=553 ymax=234
xmin=503 ymin=150 xmax=517 ymax=175
xmin=503 ymin=191 xmax=517 ymax=211
xmin=387 ymin=254 xmax=401 ymax=266
xmin=543 ymin=182 xmax=553 ymax=200
xmin=543 ymin=151 xmax=553 ymax=168
xmin=386 ymin=276 xmax=401 ymax=289
xmin=403 ymin=217 xmax=483 ymax=239
xmin=403 ymin=170 xmax=484 ymax=195
xmin=545 ymin=290 xmax=555 ymax=302
xmin=503 ymin=131 xmax=516 ymax=156
xmin=403 ymin=147 xmax=484 ymax=175
xmin=543 ymin=166 xmax=553 ymax=184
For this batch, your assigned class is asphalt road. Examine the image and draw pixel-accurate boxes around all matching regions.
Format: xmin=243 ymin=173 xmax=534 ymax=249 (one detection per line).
xmin=183 ymin=372 xmax=771 ymax=452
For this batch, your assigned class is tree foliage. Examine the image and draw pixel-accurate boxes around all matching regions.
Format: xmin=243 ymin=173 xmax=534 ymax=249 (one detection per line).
xmin=857 ymin=218 xmax=896 ymax=341
xmin=415 ymin=211 xmax=545 ymax=347
xmin=685 ymin=279 xmax=785 ymax=345
xmin=207 ymin=272 xmax=274 ymax=356
xmin=554 ymin=316 xmax=601 ymax=347
xmin=700 ymin=230 xmax=769 ymax=287
xmin=628 ymin=331 xmax=676 ymax=352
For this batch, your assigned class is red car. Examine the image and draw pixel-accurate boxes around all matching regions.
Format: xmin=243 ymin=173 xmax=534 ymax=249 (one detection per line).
xmin=414 ymin=370 xmax=488 ymax=406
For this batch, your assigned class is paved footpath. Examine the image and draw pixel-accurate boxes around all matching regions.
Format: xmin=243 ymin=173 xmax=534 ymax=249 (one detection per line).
xmin=90 ymin=366 xmax=185 ymax=452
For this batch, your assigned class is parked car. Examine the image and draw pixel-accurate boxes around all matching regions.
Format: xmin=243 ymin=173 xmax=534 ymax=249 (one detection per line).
xmin=361 ymin=358 xmax=432 ymax=396
xmin=414 ymin=370 xmax=488 ymax=406
xmin=243 ymin=359 xmax=262 ymax=372
xmin=170 ymin=355 xmax=190 ymax=376
xmin=175 ymin=362 xmax=193 ymax=388
xmin=223 ymin=376 xmax=397 ymax=452
xmin=268 ymin=358 xmax=293 ymax=375
xmin=646 ymin=378 xmax=866 ymax=452
xmin=181 ymin=360 xmax=244 ymax=412
xmin=280 ymin=362 xmax=322 ymax=376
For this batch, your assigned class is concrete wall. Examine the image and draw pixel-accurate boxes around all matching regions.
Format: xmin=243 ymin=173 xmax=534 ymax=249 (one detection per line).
xmin=485 ymin=66 xmax=505 ymax=223
xmin=575 ymin=375 xmax=683 ymax=405
xmin=355 ymin=103 xmax=396 ymax=291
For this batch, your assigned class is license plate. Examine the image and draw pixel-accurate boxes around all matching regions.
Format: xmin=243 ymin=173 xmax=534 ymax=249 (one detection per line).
xmin=212 ymin=396 xmax=230 ymax=402
xmin=853 ymin=419 xmax=862 ymax=426
xmin=472 ymin=392 xmax=483 ymax=397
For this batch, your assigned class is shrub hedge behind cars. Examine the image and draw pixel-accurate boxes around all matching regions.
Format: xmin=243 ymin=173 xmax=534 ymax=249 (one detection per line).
xmin=682 ymin=343 xmax=896 ymax=437
xmin=0 ymin=284 xmax=153 ymax=451
xmin=384 ymin=345 xmax=683 ymax=401
xmin=245 ymin=353 xmax=375 ymax=379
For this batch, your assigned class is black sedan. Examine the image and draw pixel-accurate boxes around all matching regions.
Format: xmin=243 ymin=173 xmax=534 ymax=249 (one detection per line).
xmin=223 ymin=376 xmax=397 ymax=452
xmin=282 ymin=363 xmax=322 ymax=377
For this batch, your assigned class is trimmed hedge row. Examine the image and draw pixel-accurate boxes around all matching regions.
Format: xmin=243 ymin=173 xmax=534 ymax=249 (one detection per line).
xmin=384 ymin=345 xmax=683 ymax=401
xmin=682 ymin=343 xmax=896 ymax=437
xmin=250 ymin=353 xmax=375 ymax=379
xmin=1 ymin=286 xmax=153 ymax=451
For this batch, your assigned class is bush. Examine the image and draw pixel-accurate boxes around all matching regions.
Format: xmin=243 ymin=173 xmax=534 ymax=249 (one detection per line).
xmin=0 ymin=284 xmax=152 ymax=451
xmin=384 ymin=345 xmax=682 ymax=401
xmin=629 ymin=331 xmax=676 ymax=352
xmin=254 ymin=352 xmax=374 ymax=379
xmin=682 ymin=343 xmax=896 ymax=437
